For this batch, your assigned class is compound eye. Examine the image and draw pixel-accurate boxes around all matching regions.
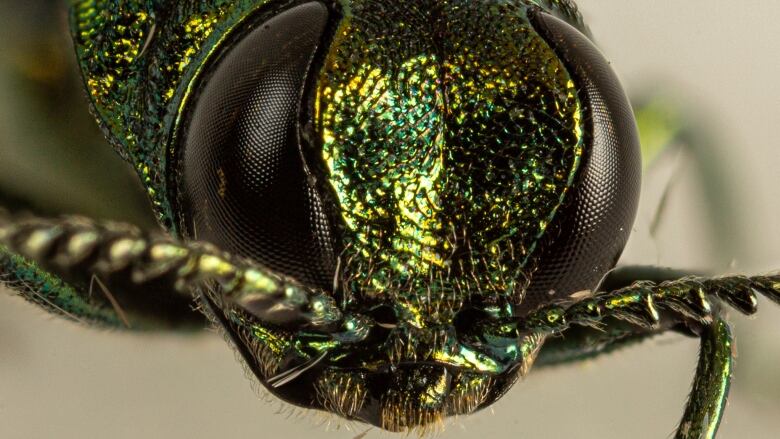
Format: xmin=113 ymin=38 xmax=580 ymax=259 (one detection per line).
xmin=522 ymin=11 xmax=642 ymax=311
xmin=178 ymin=2 xmax=335 ymax=288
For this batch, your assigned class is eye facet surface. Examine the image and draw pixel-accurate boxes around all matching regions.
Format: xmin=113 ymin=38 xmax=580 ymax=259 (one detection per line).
xmin=178 ymin=2 xmax=336 ymax=289
xmin=523 ymin=10 xmax=642 ymax=310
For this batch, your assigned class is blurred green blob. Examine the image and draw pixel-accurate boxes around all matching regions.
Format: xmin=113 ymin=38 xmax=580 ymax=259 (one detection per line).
xmin=635 ymin=96 xmax=684 ymax=169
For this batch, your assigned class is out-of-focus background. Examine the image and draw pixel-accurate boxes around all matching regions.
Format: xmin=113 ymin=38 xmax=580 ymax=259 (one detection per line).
xmin=1 ymin=1 xmax=778 ymax=438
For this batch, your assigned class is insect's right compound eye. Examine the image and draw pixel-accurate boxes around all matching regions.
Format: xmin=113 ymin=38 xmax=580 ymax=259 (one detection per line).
xmin=177 ymin=2 xmax=336 ymax=289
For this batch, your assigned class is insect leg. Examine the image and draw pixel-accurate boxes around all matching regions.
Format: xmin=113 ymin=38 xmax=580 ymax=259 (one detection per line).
xmin=0 ymin=213 xmax=344 ymax=331
xmin=537 ymin=266 xmax=708 ymax=366
xmin=523 ymin=274 xmax=780 ymax=334
xmin=676 ymin=315 xmax=733 ymax=439
xmin=523 ymin=274 xmax=779 ymax=438
xmin=0 ymin=213 xmax=203 ymax=329
xmin=1 ymin=242 xmax=127 ymax=327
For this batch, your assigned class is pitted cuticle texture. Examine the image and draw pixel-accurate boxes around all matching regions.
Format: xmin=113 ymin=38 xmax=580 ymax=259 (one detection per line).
xmin=316 ymin=0 xmax=585 ymax=312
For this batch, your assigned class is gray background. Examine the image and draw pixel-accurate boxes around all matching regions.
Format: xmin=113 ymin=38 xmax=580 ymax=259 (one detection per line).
xmin=1 ymin=1 xmax=779 ymax=438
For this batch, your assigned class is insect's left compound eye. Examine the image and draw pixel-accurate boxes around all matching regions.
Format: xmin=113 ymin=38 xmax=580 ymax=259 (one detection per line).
xmin=176 ymin=2 xmax=336 ymax=289
xmin=522 ymin=10 xmax=642 ymax=309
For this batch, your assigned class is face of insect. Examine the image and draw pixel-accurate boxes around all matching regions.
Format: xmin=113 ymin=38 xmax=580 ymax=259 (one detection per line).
xmin=101 ymin=0 xmax=639 ymax=432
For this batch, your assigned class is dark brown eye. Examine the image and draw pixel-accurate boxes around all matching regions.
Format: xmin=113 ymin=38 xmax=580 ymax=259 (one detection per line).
xmin=522 ymin=10 xmax=642 ymax=311
xmin=177 ymin=2 xmax=336 ymax=289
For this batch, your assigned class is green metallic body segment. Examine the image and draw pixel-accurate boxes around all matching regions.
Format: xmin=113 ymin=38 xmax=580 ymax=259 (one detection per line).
xmin=677 ymin=317 xmax=732 ymax=439
xmin=70 ymin=0 xmax=282 ymax=229
xmin=0 ymin=244 xmax=124 ymax=326
xmin=317 ymin=0 xmax=584 ymax=306
xmin=0 ymin=214 xmax=341 ymax=330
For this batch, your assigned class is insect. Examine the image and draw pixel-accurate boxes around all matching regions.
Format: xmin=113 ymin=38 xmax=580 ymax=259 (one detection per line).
xmin=1 ymin=0 xmax=778 ymax=437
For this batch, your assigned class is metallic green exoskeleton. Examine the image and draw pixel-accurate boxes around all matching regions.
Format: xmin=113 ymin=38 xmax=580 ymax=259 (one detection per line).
xmin=1 ymin=0 xmax=779 ymax=436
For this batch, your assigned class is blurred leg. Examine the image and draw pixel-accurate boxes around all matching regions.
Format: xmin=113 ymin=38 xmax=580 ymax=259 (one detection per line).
xmin=676 ymin=316 xmax=733 ymax=439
